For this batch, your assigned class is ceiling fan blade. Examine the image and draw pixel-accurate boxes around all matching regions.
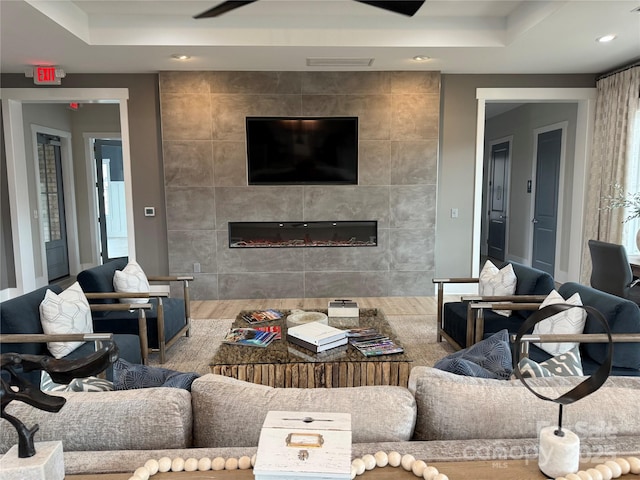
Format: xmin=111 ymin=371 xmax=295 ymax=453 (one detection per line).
xmin=194 ymin=0 xmax=259 ymax=19
xmin=354 ymin=0 xmax=425 ymax=17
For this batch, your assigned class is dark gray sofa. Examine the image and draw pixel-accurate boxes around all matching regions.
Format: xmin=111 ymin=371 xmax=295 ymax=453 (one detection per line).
xmin=0 ymin=285 xmax=142 ymax=385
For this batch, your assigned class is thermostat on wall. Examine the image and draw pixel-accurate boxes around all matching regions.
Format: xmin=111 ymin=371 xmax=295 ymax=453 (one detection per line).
xmin=144 ymin=207 xmax=155 ymax=217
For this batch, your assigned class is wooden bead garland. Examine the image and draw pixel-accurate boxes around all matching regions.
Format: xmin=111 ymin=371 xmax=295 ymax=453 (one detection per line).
xmin=125 ymin=453 xmax=640 ymax=480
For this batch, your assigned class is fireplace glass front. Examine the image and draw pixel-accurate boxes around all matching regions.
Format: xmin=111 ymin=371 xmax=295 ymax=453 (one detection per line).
xmin=229 ymin=221 xmax=377 ymax=248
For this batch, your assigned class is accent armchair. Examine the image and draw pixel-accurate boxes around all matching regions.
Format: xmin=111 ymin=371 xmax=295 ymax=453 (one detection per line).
xmin=474 ymin=282 xmax=640 ymax=376
xmin=77 ymin=258 xmax=193 ymax=364
xmin=0 ymin=285 xmax=146 ymax=385
xmin=433 ymin=261 xmax=555 ymax=350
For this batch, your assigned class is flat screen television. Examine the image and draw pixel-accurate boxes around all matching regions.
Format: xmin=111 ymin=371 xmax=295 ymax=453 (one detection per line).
xmin=246 ymin=116 xmax=358 ymax=185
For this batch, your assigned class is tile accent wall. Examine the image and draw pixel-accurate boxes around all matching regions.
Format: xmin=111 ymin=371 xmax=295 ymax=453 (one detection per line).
xmin=159 ymin=71 xmax=440 ymax=300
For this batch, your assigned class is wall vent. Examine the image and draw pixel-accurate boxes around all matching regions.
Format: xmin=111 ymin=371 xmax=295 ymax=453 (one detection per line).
xmin=306 ymin=57 xmax=375 ymax=67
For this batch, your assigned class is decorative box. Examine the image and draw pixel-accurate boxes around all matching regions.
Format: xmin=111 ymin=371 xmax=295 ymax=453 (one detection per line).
xmin=328 ymin=300 xmax=359 ymax=318
xmin=253 ymin=411 xmax=352 ymax=480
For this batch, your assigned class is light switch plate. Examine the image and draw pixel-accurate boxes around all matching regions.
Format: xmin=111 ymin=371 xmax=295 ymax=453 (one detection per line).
xmin=144 ymin=206 xmax=155 ymax=217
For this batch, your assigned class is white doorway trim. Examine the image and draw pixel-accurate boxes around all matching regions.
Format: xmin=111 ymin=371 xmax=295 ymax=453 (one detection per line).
xmin=474 ymin=88 xmax=597 ymax=282
xmin=0 ymin=88 xmax=134 ymax=296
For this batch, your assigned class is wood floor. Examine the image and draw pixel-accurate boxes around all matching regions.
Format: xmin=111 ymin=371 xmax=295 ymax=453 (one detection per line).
xmin=191 ymin=296 xmax=441 ymax=319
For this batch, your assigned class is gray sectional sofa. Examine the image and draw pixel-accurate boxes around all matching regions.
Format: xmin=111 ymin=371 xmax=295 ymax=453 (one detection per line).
xmin=1 ymin=367 xmax=639 ymax=476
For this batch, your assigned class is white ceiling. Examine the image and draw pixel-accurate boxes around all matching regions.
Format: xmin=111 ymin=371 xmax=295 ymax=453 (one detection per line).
xmin=1 ymin=0 xmax=638 ymax=75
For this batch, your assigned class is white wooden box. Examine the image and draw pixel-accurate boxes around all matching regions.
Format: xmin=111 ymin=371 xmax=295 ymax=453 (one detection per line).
xmin=253 ymin=411 xmax=352 ymax=480
xmin=327 ymin=301 xmax=359 ymax=318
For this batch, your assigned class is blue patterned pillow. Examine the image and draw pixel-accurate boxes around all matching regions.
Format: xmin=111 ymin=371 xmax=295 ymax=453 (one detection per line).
xmin=434 ymin=329 xmax=513 ymax=379
xmin=113 ymin=359 xmax=199 ymax=391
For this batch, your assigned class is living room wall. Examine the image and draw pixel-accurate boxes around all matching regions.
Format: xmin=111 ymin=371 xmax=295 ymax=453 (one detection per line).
xmin=1 ymin=72 xmax=598 ymax=299
xmin=159 ymin=71 xmax=440 ymax=300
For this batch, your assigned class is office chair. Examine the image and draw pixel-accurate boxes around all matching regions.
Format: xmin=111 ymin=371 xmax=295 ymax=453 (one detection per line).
xmin=588 ymin=239 xmax=640 ymax=306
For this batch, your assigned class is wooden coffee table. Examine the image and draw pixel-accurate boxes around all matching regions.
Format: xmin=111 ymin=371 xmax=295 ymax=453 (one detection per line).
xmin=209 ymin=309 xmax=412 ymax=388
xmin=65 ymin=459 xmax=640 ymax=479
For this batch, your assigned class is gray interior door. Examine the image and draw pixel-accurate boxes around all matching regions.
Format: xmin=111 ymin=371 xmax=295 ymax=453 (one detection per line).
xmin=531 ymin=128 xmax=562 ymax=275
xmin=487 ymin=141 xmax=510 ymax=261
xmin=37 ymin=133 xmax=69 ymax=281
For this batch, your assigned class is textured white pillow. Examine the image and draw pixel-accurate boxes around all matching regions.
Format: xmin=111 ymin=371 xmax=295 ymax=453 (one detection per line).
xmin=532 ymin=289 xmax=587 ymax=356
xmin=113 ymin=261 xmax=150 ymax=304
xmin=478 ymin=260 xmax=517 ymax=316
xmin=39 ymin=282 xmax=93 ymax=359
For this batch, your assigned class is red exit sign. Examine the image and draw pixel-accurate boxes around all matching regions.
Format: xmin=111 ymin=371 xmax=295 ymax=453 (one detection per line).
xmin=33 ymin=66 xmax=61 ymax=85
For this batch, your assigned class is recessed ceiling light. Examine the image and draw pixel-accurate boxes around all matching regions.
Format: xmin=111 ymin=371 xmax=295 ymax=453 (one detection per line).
xmin=596 ymin=34 xmax=617 ymax=43
xmin=412 ymin=55 xmax=431 ymax=62
xmin=171 ymin=54 xmax=191 ymax=60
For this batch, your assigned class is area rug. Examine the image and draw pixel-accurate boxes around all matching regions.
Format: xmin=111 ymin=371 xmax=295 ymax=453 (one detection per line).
xmin=149 ymin=313 xmax=454 ymax=375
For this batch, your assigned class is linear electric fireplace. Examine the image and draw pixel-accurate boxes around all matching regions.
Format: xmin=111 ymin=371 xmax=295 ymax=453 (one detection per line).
xmin=229 ymin=221 xmax=377 ymax=248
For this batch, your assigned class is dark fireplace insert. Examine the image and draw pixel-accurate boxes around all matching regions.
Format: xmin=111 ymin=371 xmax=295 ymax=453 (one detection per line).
xmin=229 ymin=221 xmax=377 ymax=248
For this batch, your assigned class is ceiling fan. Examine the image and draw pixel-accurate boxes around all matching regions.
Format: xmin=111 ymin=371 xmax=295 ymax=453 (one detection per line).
xmin=194 ymin=1 xmax=425 ymax=19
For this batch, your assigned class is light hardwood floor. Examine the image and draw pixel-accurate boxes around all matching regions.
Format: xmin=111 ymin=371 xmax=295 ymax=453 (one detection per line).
xmin=191 ymin=296 xmax=440 ymax=319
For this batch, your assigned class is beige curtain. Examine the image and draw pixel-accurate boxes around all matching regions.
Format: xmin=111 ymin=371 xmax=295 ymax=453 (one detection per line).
xmin=581 ymin=66 xmax=640 ymax=283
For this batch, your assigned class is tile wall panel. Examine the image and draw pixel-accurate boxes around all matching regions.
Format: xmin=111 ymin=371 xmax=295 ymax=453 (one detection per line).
xmin=168 ymin=230 xmax=218 ymax=274
xmin=160 ymin=71 xmax=440 ymax=299
xmin=215 ymin=186 xmax=304 ymax=227
xmin=212 ymin=142 xmax=247 ymax=186
xmin=358 ymin=141 xmax=391 ymax=185
xmin=160 ymin=93 xmax=212 ymax=140
xmin=219 ymin=273 xmax=305 ymax=299
xmin=163 ymin=141 xmax=214 ymax=187
xmin=304 ymin=272 xmax=389 ymax=298
xmin=165 ymin=187 xmax=216 ymax=231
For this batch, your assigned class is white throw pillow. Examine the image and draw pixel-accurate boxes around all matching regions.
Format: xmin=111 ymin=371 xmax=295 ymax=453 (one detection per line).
xmin=532 ymin=289 xmax=587 ymax=356
xmin=478 ymin=260 xmax=517 ymax=316
xmin=113 ymin=261 xmax=150 ymax=304
xmin=39 ymin=282 xmax=93 ymax=359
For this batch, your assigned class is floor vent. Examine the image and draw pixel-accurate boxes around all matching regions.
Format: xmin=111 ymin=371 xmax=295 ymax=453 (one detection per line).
xmin=306 ymin=57 xmax=375 ymax=67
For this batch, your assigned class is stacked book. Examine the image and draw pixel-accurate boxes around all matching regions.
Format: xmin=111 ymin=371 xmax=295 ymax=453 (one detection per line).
xmin=286 ymin=321 xmax=347 ymax=353
xmin=347 ymin=328 xmax=404 ymax=357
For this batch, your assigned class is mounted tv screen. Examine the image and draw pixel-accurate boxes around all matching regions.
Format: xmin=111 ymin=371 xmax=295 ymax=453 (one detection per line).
xmin=246 ymin=116 xmax=358 ymax=185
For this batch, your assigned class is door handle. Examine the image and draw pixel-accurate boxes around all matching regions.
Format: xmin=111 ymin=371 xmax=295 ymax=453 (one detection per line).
xmin=499 ymin=215 xmax=507 ymax=219
xmin=532 ymin=219 xmax=539 ymax=224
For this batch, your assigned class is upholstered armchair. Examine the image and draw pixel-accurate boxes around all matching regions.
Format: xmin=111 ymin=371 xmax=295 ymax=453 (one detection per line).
xmin=474 ymin=282 xmax=640 ymax=376
xmin=77 ymin=258 xmax=193 ymax=364
xmin=0 ymin=285 xmax=146 ymax=385
xmin=433 ymin=261 xmax=555 ymax=350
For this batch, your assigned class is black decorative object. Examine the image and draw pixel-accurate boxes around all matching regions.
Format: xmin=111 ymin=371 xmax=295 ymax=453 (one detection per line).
xmin=0 ymin=342 xmax=118 ymax=458
xmin=513 ymin=303 xmax=612 ymax=477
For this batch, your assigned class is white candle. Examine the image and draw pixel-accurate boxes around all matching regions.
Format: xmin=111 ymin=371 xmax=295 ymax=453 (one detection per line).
xmin=538 ymin=426 xmax=580 ymax=478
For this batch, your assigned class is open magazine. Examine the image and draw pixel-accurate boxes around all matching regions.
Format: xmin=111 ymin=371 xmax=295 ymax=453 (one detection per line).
xmin=223 ymin=327 xmax=278 ymax=347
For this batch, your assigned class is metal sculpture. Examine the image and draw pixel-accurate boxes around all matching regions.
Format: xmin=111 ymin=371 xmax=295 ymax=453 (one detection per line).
xmin=0 ymin=342 xmax=118 ymax=458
